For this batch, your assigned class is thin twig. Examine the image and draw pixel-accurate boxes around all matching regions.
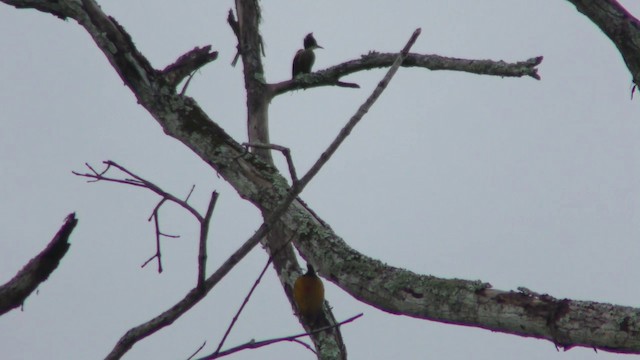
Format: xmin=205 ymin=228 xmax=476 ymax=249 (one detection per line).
xmin=214 ymin=233 xmax=297 ymax=355
xmin=141 ymin=198 xmax=172 ymax=272
xmin=180 ymin=70 xmax=197 ymax=96
xmin=74 ymin=162 xmax=145 ymax=187
xmin=75 ymin=161 xmax=215 ymax=278
xmin=186 ymin=341 xmax=207 ymax=360
xmin=227 ymin=9 xmax=241 ymax=67
xmin=104 ymin=220 xmax=271 ymax=360
xmin=75 ymin=161 xmax=204 ymax=221
xmin=213 ymin=258 xmax=273 ymax=355
xmin=147 ymin=199 xmax=167 ymax=271
xmin=199 ymin=314 xmax=363 ymax=359
xmin=185 ymin=184 xmax=196 ymax=203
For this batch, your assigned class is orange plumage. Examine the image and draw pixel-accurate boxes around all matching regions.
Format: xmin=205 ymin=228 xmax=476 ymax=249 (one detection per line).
xmin=293 ymin=264 xmax=325 ymax=324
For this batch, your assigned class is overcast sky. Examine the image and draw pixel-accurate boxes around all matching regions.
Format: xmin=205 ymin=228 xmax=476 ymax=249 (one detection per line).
xmin=1 ymin=1 xmax=640 ymax=359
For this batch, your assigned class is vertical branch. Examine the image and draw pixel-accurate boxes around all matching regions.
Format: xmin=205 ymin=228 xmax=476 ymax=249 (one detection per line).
xmin=233 ymin=0 xmax=272 ymax=162
xmin=142 ymin=198 xmax=168 ymax=273
xmin=198 ymin=191 xmax=219 ymax=287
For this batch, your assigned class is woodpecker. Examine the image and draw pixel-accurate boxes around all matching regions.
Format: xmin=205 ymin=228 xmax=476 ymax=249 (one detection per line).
xmin=293 ymin=263 xmax=325 ymax=324
xmin=292 ymin=33 xmax=323 ymax=78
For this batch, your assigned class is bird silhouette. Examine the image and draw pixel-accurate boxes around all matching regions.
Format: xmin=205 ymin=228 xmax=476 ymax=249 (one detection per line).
xmin=292 ymin=33 xmax=323 ymax=78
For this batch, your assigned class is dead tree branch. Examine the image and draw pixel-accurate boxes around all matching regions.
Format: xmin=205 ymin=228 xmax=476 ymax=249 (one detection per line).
xmin=269 ymin=53 xmax=542 ymax=97
xmin=162 ymin=46 xmax=218 ymax=89
xmin=103 ymin=136 xmax=351 ymax=359
xmin=567 ymin=0 xmax=640 ymax=88
xmin=0 ymin=213 xmax=77 ymax=316
xmin=5 ymin=0 xmax=639 ymax=356
xmin=200 ymin=314 xmax=363 ymax=359
xmin=294 ymin=29 xmax=422 ymax=195
xmin=73 ymin=161 xmax=217 ymax=284
xmin=213 ymin=257 xmax=274 ymax=356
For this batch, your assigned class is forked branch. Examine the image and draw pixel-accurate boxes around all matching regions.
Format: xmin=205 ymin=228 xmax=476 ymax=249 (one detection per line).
xmin=73 ymin=161 xmax=218 ymax=285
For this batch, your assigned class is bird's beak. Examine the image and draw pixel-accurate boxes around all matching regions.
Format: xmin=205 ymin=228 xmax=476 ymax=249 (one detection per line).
xmin=316 ymin=45 xmax=324 ymax=49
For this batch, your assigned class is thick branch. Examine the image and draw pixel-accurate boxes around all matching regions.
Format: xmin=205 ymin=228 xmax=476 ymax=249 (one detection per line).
xmin=566 ymin=0 xmax=640 ymax=87
xmin=270 ymin=53 xmax=542 ymax=97
xmin=0 ymin=213 xmax=77 ymax=316
xmin=1 ymin=0 xmax=72 ymax=19
xmin=233 ymin=1 xmax=272 ymax=162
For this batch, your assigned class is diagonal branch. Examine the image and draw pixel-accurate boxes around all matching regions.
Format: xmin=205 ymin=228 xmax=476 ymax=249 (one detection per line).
xmin=213 ymin=257 xmax=274 ymax=356
xmin=566 ymin=0 xmax=640 ymax=88
xmin=293 ymin=29 xmax=422 ymax=194
xmin=0 ymin=213 xmax=77 ymax=316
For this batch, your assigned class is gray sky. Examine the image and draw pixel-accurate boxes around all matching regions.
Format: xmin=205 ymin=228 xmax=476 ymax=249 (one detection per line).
xmin=1 ymin=1 xmax=640 ymax=359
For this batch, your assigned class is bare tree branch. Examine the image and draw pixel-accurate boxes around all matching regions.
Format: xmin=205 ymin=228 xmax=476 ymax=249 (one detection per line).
xmin=162 ymin=46 xmax=218 ymax=89
xmin=1 ymin=0 xmax=70 ymax=19
xmin=199 ymin=191 xmax=219 ymax=287
xmin=5 ymin=0 xmax=638 ymax=356
xmin=232 ymin=0 xmax=347 ymax=357
xmin=0 ymin=213 xmax=77 ymax=316
xmin=227 ymin=9 xmax=241 ymax=67
xmin=74 ymin=161 xmax=204 ymax=221
xmin=213 ymin=257 xmax=273 ymax=356
xmin=269 ymin=53 xmax=543 ymax=97
xmin=199 ymin=314 xmax=363 ymax=359
xmin=74 ymin=161 xmax=215 ymax=280
xmin=294 ymin=29 xmax=422 ymax=195
xmin=566 ymin=0 xmax=640 ymax=88
xmin=103 ymin=138 xmax=356 ymax=359
xmin=143 ymin=198 xmax=170 ymax=273
xmin=186 ymin=341 xmax=207 ymax=360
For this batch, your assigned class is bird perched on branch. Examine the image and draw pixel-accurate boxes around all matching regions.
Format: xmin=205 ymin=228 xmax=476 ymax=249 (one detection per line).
xmin=292 ymin=33 xmax=323 ymax=78
xmin=293 ymin=263 xmax=325 ymax=324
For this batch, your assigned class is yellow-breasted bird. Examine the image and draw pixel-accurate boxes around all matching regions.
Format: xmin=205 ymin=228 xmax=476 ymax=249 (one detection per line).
xmin=293 ymin=263 xmax=325 ymax=324
xmin=292 ymin=33 xmax=323 ymax=78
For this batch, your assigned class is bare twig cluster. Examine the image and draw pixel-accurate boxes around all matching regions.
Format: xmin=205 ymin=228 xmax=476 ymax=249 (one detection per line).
xmin=73 ymin=161 xmax=218 ymax=286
